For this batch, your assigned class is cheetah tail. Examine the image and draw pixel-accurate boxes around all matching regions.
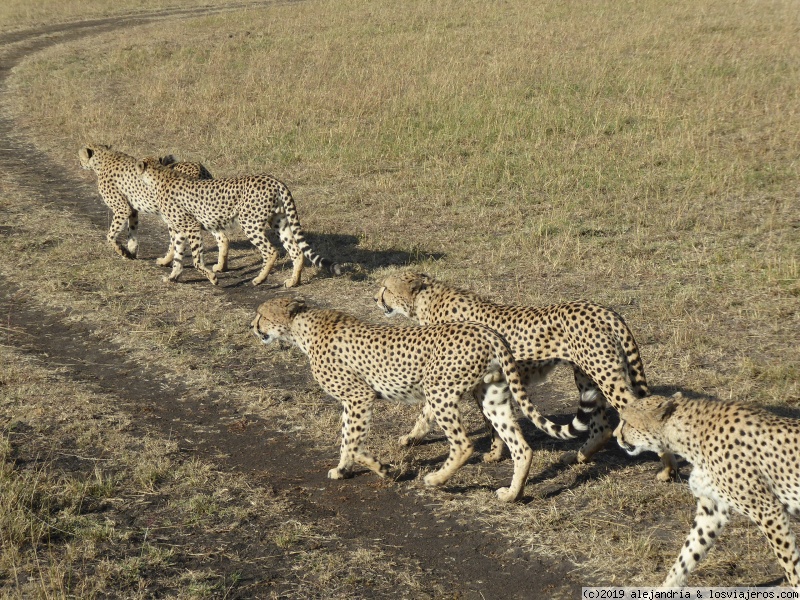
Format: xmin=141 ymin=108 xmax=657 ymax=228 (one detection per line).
xmin=615 ymin=322 xmax=649 ymax=398
xmin=296 ymin=233 xmax=341 ymax=275
xmin=493 ymin=341 xmax=580 ymax=441
xmin=281 ymin=189 xmax=342 ymax=276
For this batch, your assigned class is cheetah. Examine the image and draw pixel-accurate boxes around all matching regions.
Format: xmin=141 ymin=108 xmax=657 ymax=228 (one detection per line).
xmin=375 ymin=271 xmax=676 ymax=480
xmin=249 ymin=296 xmax=574 ymax=502
xmin=615 ymin=393 xmax=800 ymax=586
xmin=78 ymin=144 xmax=213 ymax=262
xmin=135 ymin=158 xmax=340 ymax=287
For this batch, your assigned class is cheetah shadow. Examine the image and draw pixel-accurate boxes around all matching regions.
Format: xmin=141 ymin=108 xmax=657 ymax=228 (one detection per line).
xmin=188 ymin=232 xmax=444 ymax=288
xmin=390 ymin=413 xmax=644 ymax=498
xmin=392 ymin=396 xmax=705 ymax=501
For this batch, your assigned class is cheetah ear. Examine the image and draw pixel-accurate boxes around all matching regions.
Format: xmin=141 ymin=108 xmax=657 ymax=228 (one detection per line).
xmin=135 ymin=160 xmax=147 ymax=175
xmin=159 ymin=155 xmax=178 ymax=166
xmin=408 ymin=272 xmax=431 ymax=293
xmin=80 ymin=147 xmax=92 ymax=160
xmin=285 ymin=297 xmax=307 ymax=318
xmin=388 ymin=272 xmax=429 ymax=296
xmin=657 ymin=398 xmax=678 ymax=422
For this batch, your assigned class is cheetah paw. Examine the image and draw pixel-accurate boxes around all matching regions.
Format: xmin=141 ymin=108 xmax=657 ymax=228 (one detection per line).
xmin=559 ymin=450 xmax=579 ymax=465
xmin=495 ymin=487 xmax=519 ymax=503
xmin=656 ymin=467 xmax=673 ymax=482
xmin=482 ymin=447 xmax=505 ymax=463
xmin=423 ymin=472 xmax=446 ymax=487
xmin=327 ymin=468 xmax=347 ymax=479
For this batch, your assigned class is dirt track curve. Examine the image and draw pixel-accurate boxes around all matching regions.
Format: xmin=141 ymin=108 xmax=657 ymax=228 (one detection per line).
xmin=0 ymin=5 xmax=582 ymax=598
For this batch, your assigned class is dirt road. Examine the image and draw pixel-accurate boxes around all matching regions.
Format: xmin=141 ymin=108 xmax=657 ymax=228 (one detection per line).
xmin=0 ymin=6 xmax=581 ymax=598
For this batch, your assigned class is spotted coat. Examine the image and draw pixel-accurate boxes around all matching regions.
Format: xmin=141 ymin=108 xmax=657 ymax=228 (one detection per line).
xmin=616 ymin=394 xmax=800 ymax=586
xmin=135 ymin=158 xmax=340 ymax=287
xmin=251 ymin=296 xmax=540 ymax=502
xmin=375 ymin=271 xmax=676 ymax=479
xmin=78 ymin=144 xmax=212 ymax=262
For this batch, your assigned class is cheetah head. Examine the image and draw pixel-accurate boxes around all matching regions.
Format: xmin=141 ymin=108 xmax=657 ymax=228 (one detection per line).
xmin=374 ymin=271 xmax=431 ymax=319
xmin=614 ymin=395 xmax=677 ymax=457
xmin=78 ymin=144 xmax=111 ymax=171
xmin=251 ymin=297 xmax=308 ymax=348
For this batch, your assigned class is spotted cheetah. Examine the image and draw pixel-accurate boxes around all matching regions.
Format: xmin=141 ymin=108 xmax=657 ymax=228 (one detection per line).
xmin=248 ymin=296 xmax=574 ymax=502
xmin=78 ymin=144 xmax=213 ymax=262
xmin=135 ymin=158 xmax=340 ymax=287
xmin=616 ymin=393 xmax=800 ymax=586
xmin=375 ymin=271 xmax=676 ymax=480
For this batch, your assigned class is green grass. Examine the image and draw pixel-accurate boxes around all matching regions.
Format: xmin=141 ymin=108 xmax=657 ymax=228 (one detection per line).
xmin=1 ymin=0 xmax=799 ymax=591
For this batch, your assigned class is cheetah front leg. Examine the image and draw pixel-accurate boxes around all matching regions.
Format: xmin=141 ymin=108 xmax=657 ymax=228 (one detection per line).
xmin=157 ymin=225 xmax=177 ymax=267
xmin=185 ymin=230 xmax=218 ymax=285
xmin=99 ymin=187 xmax=137 ymax=259
xmin=163 ymin=230 xmax=218 ymax=285
xmin=211 ymin=230 xmax=230 ymax=273
xmin=126 ymin=209 xmax=139 ymax=257
xmin=106 ymin=209 xmax=136 ymax=259
xmin=422 ymin=392 xmax=474 ymax=487
xmin=751 ymin=501 xmax=800 ymax=586
xmin=663 ymin=495 xmax=730 ymax=586
xmin=480 ymin=380 xmax=533 ymax=502
xmin=164 ymin=233 xmax=186 ymax=282
xmin=328 ymin=389 xmax=389 ymax=480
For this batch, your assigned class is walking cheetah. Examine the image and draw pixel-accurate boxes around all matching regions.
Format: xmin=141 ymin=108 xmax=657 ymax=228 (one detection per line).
xmin=375 ymin=271 xmax=676 ymax=480
xmin=136 ymin=158 xmax=340 ymax=287
xmin=78 ymin=144 xmax=212 ymax=262
xmin=616 ymin=393 xmax=800 ymax=586
xmin=250 ymin=296 xmax=572 ymax=502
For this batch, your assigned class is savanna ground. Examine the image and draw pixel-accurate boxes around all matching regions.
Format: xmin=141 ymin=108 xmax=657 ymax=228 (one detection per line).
xmin=0 ymin=0 xmax=798 ymax=597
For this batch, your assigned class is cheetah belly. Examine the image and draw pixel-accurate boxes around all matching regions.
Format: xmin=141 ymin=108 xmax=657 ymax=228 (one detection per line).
xmin=374 ymin=381 xmax=427 ymax=405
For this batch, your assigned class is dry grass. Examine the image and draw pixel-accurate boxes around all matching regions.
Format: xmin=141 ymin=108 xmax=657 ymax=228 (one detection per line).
xmin=1 ymin=0 xmax=799 ymax=591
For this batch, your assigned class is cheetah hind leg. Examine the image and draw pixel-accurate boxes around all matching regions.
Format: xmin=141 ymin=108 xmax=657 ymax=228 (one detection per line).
xmin=277 ymin=219 xmax=304 ymax=288
xmin=399 ymin=402 xmax=434 ymax=447
xmin=480 ymin=380 xmax=532 ymax=502
xmin=107 ymin=213 xmax=135 ymax=259
xmin=563 ymin=400 xmax=612 ymax=466
xmin=474 ymin=371 xmax=506 ymax=463
xmin=422 ymin=394 xmax=474 ymax=488
xmin=243 ymin=222 xmax=280 ymax=286
xmin=561 ymin=373 xmax=606 ymax=465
